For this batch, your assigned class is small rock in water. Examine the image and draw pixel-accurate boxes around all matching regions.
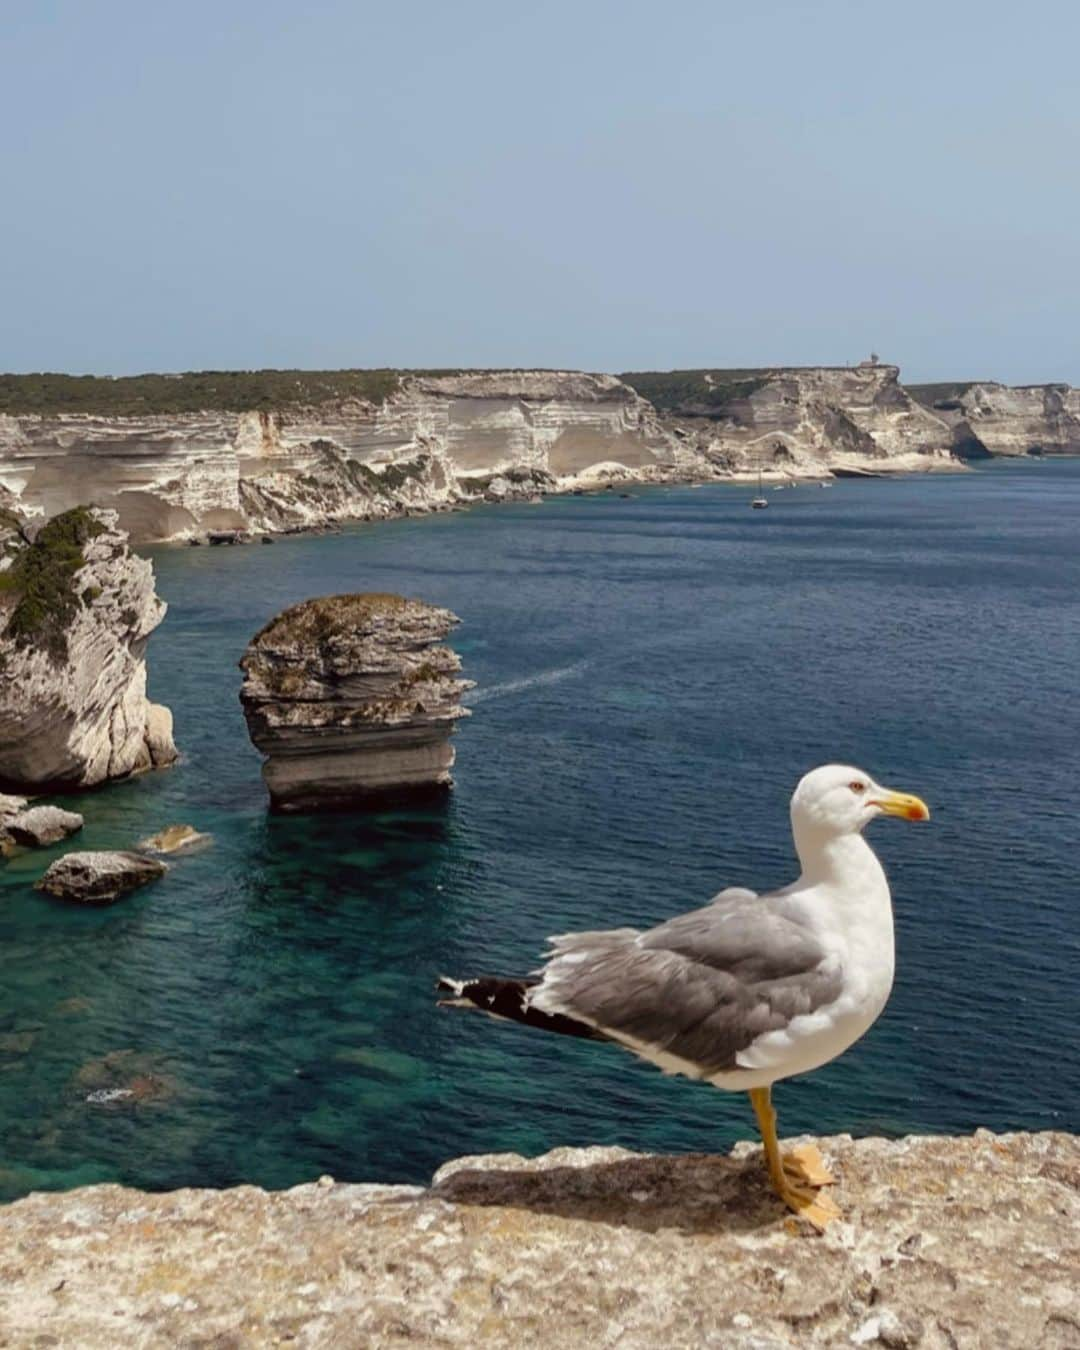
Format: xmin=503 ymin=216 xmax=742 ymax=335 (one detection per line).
xmin=137 ymin=824 xmax=210 ymax=855
xmin=85 ymin=1088 xmax=136 ymax=1106
xmin=36 ymin=850 xmax=166 ymax=904
xmin=6 ymin=805 xmax=84 ymax=848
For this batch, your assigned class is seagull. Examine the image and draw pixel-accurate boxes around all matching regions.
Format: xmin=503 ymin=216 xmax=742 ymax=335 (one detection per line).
xmin=437 ymin=764 xmax=930 ymax=1228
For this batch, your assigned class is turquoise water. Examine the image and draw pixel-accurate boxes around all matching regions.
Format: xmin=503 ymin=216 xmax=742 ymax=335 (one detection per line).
xmin=1 ymin=461 xmax=1078 ymax=1201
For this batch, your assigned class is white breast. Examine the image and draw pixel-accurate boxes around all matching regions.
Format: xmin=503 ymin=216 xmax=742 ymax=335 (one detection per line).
xmin=713 ymin=837 xmax=897 ymax=1092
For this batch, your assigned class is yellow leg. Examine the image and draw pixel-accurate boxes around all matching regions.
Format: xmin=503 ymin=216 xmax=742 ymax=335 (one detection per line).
xmin=748 ymin=1086 xmax=839 ymax=1230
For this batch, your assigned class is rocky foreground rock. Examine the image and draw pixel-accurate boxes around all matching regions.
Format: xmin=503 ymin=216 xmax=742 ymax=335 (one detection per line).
xmin=0 ymin=506 xmax=177 ymax=790
xmin=3 ymin=803 xmax=83 ymax=847
xmin=35 ymin=849 xmax=167 ymax=903
xmin=0 ymin=1132 xmax=1075 ymax=1348
xmin=239 ymin=593 xmax=471 ymax=812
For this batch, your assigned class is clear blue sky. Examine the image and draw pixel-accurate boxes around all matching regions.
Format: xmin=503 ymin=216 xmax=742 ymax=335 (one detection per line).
xmin=3 ymin=0 xmax=1078 ymax=382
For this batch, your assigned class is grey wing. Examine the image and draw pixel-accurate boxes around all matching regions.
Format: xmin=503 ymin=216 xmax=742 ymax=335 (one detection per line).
xmin=528 ymin=893 xmax=842 ymax=1077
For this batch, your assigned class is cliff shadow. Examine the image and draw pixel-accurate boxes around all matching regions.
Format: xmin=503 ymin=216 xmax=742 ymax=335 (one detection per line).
xmin=431 ymin=1149 xmax=797 ymax=1236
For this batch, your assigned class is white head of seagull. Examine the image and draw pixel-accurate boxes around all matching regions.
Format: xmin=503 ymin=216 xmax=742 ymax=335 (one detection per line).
xmin=789 ymin=763 xmax=930 ymax=885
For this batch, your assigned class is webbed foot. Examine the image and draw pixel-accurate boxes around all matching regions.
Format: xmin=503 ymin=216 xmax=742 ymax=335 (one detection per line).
xmin=782 ymin=1142 xmax=835 ymax=1188
xmin=775 ymin=1177 xmax=841 ymax=1231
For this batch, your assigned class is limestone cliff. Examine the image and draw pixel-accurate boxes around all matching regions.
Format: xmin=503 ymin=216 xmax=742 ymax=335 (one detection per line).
xmin=0 ymin=1132 xmax=1074 ymax=1348
xmin=624 ymin=364 xmax=957 ymax=478
xmin=0 ymin=507 xmax=176 ymax=790
xmin=239 ymin=593 xmax=470 ymax=812
xmin=909 ymin=381 xmax=1080 ymax=457
xmin=0 ymin=372 xmax=701 ymax=542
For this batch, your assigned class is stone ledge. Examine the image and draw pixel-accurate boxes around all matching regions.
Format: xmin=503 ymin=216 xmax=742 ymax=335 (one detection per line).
xmin=0 ymin=1131 xmax=1076 ymax=1348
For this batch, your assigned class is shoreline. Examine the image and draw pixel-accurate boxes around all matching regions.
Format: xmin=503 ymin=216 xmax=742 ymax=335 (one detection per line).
xmin=140 ymin=454 xmax=976 ymax=552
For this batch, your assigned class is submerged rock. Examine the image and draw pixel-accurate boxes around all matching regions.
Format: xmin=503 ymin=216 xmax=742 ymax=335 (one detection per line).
xmin=74 ymin=1048 xmax=175 ymax=1105
xmin=0 ymin=1132 xmax=1074 ymax=1347
xmin=36 ymin=850 xmax=166 ymax=903
xmin=239 ymin=593 xmax=471 ymax=812
xmin=5 ymin=804 xmax=84 ymax=847
xmin=0 ymin=507 xmax=177 ymax=791
xmin=137 ymin=823 xmax=210 ymax=854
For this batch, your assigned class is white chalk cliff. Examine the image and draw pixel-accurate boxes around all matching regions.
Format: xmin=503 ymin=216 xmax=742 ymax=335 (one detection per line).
xmin=659 ymin=364 xmax=957 ymax=478
xmin=912 ymin=381 xmax=1080 ymax=457
xmin=0 ymin=372 xmax=698 ymax=542
xmin=0 ymin=365 xmax=969 ymax=543
xmin=0 ymin=507 xmax=176 ymax=790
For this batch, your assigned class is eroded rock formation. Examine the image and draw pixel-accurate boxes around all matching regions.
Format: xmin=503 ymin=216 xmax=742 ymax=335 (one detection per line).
xmin=632 ymin=364 xmax=957 ymax=479
xmin=0 ymin=507 xmax=177 ymax=790
xmin=20 ymin=361 xmax=1074 ymax=543
xmin=36 ymin=850 xmax=167 ymax=903
xmin=4 ymin=804 xmax=83 ymax=848
xmin=239 ymin=593 xmax=471 ymax=812
xmin=0 ymin=1132 xmax=1074 ymax=1347
xmin=0 ymin=372 xmax=701 ymax=542
xmin=910 ymin=381 xmax=1080 ymax=457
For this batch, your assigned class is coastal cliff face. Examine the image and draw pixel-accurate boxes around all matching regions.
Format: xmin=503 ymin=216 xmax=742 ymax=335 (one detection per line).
xmin=0 ymin=372 xmax=699 ymax=542
xmin=910 ymin=382 xmax=1080 ymax=457
xmin=239 ymin=593 xmax=470 ymax=812
xmin=0 ymin=1131 xmax=1074 ymax=1348
xmin=635 ymin=365 xmax=956 ymax=478
xmin=0 ymin=364 xmax=970 ymax=544
xmin=0 ymin=507 xmax=176 ymax=790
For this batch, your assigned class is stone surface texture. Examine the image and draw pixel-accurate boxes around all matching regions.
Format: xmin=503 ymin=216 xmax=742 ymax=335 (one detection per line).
xmin=0 ymin=1132 xmax=1074 ymax=1348
xmin=4 ymin=803 xmax=83 ymax=847
xmin=35 ymin=849 xmax=167 ymax=903
xmin=0 ymin=508 xmax=177 ymax=789
xmin=0 ymin=365 xmax=970 ymax=543
xmin=239 ymin=593 xmax=471 ymax=812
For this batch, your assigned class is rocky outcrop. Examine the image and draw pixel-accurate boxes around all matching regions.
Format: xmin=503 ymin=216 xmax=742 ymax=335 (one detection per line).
xmin=628 ymin=365 xmax=957 ymax=479
xmin=0 ymin=1132 xmax=1074 ymax=1348
xmin=0 ymin=507 xmax=177 ymax=790
xmin=909 ymin=381 xmax=1080 ymax=457
xmin=4 ymin=803 xmax=83 ymax=847
xmin=239 ymin=593 xmax=471 ymax=812
xmin=35 ymin=849 xmax=167 ymax=902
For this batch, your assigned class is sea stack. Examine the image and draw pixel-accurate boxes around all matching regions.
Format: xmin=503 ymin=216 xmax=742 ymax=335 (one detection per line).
xmin=239 ymin=593 xmax=471 ymax=812
xmin=0 ymin=506 xmax=177 ymax=790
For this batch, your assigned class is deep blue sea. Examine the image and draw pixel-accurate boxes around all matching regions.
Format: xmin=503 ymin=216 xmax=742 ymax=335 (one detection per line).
xmin=1 ymin=460 xmax=1078 ymax=1202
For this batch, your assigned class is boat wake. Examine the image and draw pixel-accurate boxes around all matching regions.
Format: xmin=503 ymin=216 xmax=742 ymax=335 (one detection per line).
xmin=466 ymin=660 xmax=590 ymax=704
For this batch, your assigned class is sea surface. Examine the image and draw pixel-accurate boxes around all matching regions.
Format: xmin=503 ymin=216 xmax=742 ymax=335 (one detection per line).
xmin=1 ymin=461 xmax=1078 ymax=1202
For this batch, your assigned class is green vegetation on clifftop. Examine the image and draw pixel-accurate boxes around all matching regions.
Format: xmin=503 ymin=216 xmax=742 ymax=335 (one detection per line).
xmin=0 ymin=370 xmax=406 ymax=416
xmin=619 ymin=369 xmax=771 ymax=417
xmin=0 ymin=507 xmax=106 ymax=662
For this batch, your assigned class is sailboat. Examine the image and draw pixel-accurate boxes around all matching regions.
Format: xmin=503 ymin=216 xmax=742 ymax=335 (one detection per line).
xmin=751 ymin=460 xmax=768 ymax=509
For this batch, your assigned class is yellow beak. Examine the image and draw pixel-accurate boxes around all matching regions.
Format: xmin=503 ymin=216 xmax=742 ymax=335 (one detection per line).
xmin=870 ymin=788 xmax=930 ymax=821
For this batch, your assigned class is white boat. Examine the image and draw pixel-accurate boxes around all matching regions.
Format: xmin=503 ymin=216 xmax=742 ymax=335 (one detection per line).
xmin=751 ymin=461 xmax=769 ymax=509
